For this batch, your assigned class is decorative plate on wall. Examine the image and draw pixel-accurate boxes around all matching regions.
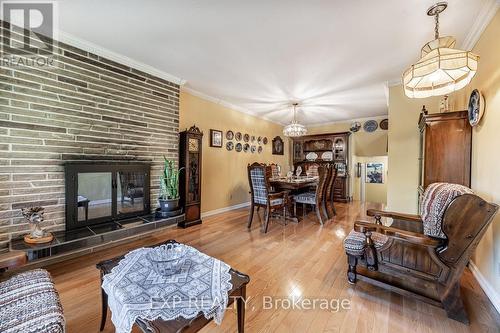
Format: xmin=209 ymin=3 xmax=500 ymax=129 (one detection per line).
xmin=350 ymin=121 xmax=361 ymax=132
xmin=226 ymin=141 xmax=234 ymax=151
xmin=468 ymin=89 xmax=484 ymax=126
xmin=226 ymin=130 xmax=234 ymax=140
xmin=251 ymin=135 xmax=256 ymax=142
xmin=243 ymin=134 xmax=250 ymax=142
xmin=235 ymin=143 xmax=242 ymax=152
xmin=263 ymin=137 xmax=268 ymax=144
xmin=257 ymin=136 xmax=262 ymax=144
xmin=258 ymin=146 xmax=263 ymax=154
xmin=363 ymin=120 xmax=378 ymax=132
xmin=379 ymin=119 xmax=389 ymax=130
xmin=235 ymin=132 xmax=242 ymax=141
xmin=306 ymin=152 xmax=318 ymax=161
xmin=251 ymin=145 xmax=256 ymax=153
xmin=243 ymin=143 xmax=250 ymax=152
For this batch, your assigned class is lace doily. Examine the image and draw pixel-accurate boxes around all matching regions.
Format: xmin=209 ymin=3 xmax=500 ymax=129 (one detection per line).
xmin=102 ymin=244 xmax=233 ymax=333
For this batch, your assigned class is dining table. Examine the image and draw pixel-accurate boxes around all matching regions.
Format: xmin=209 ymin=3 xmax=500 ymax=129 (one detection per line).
xmin=269 ymin=176 xmax=319 ymax=222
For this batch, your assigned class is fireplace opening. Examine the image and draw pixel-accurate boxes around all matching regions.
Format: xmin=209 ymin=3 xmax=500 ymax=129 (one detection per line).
xmin=65 ymin=162 xmax=151 ymax=231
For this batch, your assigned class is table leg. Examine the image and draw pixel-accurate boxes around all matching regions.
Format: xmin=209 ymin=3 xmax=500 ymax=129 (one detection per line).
xmin=100 ymin=285 xmax=108 ymax=331
xmin=237 ymin=285 xmax=246 ymax=333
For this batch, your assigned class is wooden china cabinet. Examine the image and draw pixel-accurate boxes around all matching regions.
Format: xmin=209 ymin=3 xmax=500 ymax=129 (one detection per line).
xmin=178 ymin=125 xmax=203 ymax=228
xmin=418 ymin=109 xmax=472 ymax=207
xmin=292 ymin=132 xmax=351 ymax=202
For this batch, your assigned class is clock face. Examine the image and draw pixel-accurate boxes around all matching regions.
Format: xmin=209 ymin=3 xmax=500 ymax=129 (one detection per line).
xmin=188 ymin=138 xmax=199 ymax=152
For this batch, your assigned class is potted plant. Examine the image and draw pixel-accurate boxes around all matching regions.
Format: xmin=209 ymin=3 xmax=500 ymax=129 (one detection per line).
xmin=159 ymin=157 xmax=184 ymax=213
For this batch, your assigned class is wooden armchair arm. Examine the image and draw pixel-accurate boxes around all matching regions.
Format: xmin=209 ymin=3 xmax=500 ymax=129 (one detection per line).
xmin=354 ymin=220 xmax=441 ymax=247
xmin=366 ymin=209 xmax=422 ymax=223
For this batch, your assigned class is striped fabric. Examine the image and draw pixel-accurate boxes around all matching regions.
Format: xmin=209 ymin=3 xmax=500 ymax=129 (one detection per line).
xmin=343 ymin=230 xmax=388 ymax=256
xmin=294 ymin=192 xmax=316 ymax=204
xmin=250 ymin=167 xmax=268 ymax=204
xmin=420 ymin=183 xmax=473 ymax=239
xmin=0 ymin=269 xmax=65 ymax=333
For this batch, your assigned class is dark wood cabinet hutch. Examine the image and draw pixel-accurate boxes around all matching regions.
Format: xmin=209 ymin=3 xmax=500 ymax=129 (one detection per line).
xmin=178 ymin=125 xmax=203 ymax=228
xmin=418 ymin=110 xmax=472 ymax=202
xmin=292 ymin=132 xmax=351 ymax=202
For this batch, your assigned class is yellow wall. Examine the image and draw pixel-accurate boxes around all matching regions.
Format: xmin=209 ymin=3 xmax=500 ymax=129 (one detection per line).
xmin=387 ymin=86 xmax=440 ymax=213
xmin=447 ymin=11 xmax=500 ymax=300
xmin=179 ymin=91 xmax=289 ymax=213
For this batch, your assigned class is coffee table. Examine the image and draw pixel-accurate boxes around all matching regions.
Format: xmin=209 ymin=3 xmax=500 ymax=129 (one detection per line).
xmin=96 ymin=240 xmax=250 ymax=333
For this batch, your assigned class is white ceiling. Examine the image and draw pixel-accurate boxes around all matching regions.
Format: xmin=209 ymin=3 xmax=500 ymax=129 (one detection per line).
xmin=57 ymin=0 xmax=493 ymax=125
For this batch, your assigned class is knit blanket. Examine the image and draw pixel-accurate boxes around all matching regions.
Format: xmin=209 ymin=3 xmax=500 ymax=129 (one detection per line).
xmin=420 ymin=183 xmax=473 ymax=239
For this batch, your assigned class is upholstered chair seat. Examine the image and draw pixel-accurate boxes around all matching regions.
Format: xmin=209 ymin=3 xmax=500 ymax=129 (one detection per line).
xmin=294 ymin=192 xmax=316 ymax=204
xmin=343 ymin=230 xmax=388 ymax=256
xmin=0 ymin=269 xmax=65 ymax=333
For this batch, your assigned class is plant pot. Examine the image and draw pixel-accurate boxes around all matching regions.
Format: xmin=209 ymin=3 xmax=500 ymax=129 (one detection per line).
xmin=158 ymin=198 xmax=180 ymax=212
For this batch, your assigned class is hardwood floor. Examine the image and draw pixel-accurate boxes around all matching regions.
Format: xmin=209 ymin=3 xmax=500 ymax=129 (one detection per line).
xmin=39 ymin=201 xmax=499 ymax=333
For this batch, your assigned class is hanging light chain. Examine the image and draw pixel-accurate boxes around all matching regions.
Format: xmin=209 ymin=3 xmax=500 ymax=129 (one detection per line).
xmin=434 ymin=9 xmax=440 ymax=39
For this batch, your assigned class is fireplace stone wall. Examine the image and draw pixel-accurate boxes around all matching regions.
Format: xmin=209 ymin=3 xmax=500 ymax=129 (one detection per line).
xmin=0 ymin=22 xmax=180 ymax=249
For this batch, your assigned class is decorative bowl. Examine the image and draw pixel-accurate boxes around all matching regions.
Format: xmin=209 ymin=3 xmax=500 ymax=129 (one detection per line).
xmin=147 ymin=243 xmax=188 ymax=275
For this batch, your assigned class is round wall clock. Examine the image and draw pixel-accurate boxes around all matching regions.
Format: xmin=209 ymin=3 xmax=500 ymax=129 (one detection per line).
xmin=468 ymin=89 xmax=484 ymax=126
xmin=363 ymin=120 xmax=378 ymax=132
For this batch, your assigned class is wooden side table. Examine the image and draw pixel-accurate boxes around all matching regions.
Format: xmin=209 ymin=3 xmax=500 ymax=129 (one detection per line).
xmin=96 ymin=240 xmax=250 ymax=333
xmin=0 ymin=250 xmax=27 ymax=274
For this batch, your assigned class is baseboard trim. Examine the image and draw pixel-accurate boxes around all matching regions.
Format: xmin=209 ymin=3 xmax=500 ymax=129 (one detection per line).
xmin=469 ymin=261 xmax=500 ymax=315
xmin=201 ymin=202 xmax=250 ymax=218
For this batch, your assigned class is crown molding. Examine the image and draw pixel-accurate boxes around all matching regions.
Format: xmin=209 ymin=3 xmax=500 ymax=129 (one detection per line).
xmin=57 ymin=31 xmax=186 ymax=85
xmin=181 ymin=86 xmax=285 ymax=126
xmin=461 ymin=0 xmax=499 ymax=50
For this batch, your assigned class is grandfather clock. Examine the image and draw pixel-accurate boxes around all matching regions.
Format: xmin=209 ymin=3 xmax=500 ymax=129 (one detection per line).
xmin=178 ymin=125 xmax=203 ymax=228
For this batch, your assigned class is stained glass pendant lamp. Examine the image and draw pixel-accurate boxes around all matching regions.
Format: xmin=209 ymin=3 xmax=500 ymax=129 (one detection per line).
xmin=283 ymin=103 xmax=307 ymax=137
xmin=402 ymin=2 xmax=478 ymax=98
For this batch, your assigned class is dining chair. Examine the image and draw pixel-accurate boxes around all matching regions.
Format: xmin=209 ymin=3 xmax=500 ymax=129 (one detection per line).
xmin=247 ymin=162 xmax=289 ymax=233
xmin=269 ymin=163 xmax=280 ymax=178
xmin=293 ymin=165 xmax=328 ymax=225
xmin=305 ymin=163 xmax=319 ymax=177
xmin=324 ymin=164 xmax=337 ymax=218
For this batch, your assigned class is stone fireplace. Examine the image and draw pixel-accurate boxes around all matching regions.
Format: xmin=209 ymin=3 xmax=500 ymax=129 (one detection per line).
xmin=0 ymin=21 xmax=181 ymax=250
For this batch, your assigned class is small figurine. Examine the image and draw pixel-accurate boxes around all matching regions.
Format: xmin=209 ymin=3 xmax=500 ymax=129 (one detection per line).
xmin=21 ymin=207 xmax=53 ymax=244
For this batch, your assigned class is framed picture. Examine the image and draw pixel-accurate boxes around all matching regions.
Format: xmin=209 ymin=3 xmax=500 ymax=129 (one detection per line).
xmin=366 ymin=163 xmax=384 ymax=184
xmin=272 ymin=136 xmax=284 ymax=155
xmin=209 ymin=129 xmax=223 ymax=148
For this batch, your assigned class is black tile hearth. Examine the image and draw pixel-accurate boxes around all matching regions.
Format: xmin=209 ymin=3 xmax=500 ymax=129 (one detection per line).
xmin=10 ymin=214 xmax=185 ymax=262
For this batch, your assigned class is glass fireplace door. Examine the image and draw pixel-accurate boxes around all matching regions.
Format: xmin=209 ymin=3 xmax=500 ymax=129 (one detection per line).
xmin=77 ymin=172 xmax=114 ymax=223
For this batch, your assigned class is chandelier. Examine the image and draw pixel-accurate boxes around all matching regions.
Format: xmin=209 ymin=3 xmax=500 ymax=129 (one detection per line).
xmin=402 ymin=2 xmax=478 ymax=98
xmin=283 ymin=103 xmax=307 ymax=137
